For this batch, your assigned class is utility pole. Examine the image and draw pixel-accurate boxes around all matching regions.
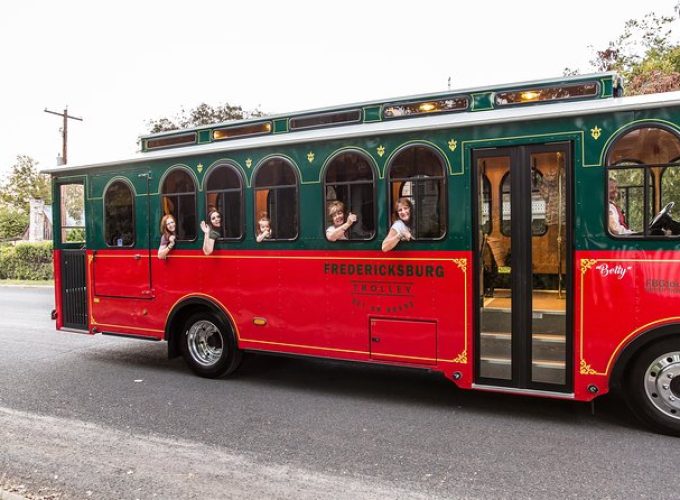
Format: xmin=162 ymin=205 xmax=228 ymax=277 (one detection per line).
xmin=44 ymin=106 xmax=83 ymax=165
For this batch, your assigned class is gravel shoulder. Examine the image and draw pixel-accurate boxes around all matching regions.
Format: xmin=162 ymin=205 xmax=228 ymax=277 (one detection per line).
xmin=0 ymin=406 xmax=439 ymax=500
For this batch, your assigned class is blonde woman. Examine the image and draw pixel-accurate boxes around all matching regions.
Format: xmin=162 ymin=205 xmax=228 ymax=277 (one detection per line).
xmin=326 ymin=201 xmax=357 ymax=241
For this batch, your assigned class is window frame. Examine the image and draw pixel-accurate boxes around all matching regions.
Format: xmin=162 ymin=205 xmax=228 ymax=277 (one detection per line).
xmin=103 ymin=178 xmax=136 ymax=248
xmin=604 ymin=124 xmax=680 ymax=240
xmin=386 ymin=144 xmax=448 ymax=241
xmin=322 ymin=150 xmax=377 ymax=242
xmin=204 ymin=163 xmax=245 ymax=241
xmin=58 ymin=181 xmax=86 ymax=246
xmin=160 ymin=166 xmax=198 ymax=242
xmin=252 ymin=157 xmax=300 ymax=242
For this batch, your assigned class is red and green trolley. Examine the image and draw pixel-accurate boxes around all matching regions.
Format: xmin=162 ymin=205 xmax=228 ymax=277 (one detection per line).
xmin=46 ymin=72 xmax=680 ymax=435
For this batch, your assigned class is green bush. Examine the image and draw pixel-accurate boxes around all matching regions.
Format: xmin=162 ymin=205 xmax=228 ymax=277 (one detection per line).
xmin=0 ymin=242 xmax=53 ymax=280
xmin=0 ymin=205 xmax=28 ymax=240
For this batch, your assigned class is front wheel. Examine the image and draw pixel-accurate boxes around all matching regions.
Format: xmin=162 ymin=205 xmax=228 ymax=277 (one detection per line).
xmin=180 ymin=311 xmax=242 ymax=378
xmin=624 ymin=338 xmax=680 ymax=436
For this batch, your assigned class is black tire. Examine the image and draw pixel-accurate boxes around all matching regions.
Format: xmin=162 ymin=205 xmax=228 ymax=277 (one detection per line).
xmin=624 ymin=337 xmax=680 ymax=436
xmin=180 ymin=311 xmax=242 ymax=379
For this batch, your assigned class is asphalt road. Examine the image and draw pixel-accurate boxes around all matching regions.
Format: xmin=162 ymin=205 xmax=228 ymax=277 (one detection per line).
xmin=1 ymin=285 xmax=679 ymax=499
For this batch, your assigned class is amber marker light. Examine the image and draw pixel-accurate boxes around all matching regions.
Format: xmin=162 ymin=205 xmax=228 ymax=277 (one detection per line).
xmin=253 ymin=317 xmax=267 ymax=326
xmin=520 ymin=90 xmax=541 ymax=102
xmin=418 ymin=102 xmax=437 ymax=112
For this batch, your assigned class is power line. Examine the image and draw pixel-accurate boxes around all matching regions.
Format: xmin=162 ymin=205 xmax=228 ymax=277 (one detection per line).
xmin=44 ymin=106 xmax=83 ymax=165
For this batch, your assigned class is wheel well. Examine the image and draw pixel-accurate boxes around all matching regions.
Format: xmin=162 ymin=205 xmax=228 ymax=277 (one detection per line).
xmin=610 ymin=324 xmax=680 ymax=392
xmin=165 ymin=298 xmax=233 ymax=359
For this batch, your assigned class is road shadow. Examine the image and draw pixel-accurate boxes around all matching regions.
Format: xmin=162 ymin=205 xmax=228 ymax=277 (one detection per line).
xmin=83 ymin=339 xmax=645 ymax=434
xmin=235 ymin=353 xmax=644 ymax=429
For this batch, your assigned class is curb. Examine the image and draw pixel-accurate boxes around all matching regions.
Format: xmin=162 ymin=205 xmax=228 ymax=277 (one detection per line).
xmin=0 ymin=283 xmax=53 ymax=288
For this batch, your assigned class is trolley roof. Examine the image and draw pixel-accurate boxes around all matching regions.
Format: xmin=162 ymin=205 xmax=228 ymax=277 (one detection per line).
xmin=42 ymin=72 xmax=680 ymax=174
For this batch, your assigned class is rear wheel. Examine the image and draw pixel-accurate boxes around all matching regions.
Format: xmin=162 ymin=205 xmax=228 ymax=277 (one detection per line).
xmin=625 ymin=338 xmax=680 ymax=436
xmin=180 ymin=311 xmax=242 ymax=378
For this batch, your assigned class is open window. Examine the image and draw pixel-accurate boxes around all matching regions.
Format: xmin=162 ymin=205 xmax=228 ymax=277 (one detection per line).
xmin=606 ymin=126 xmax=680 ymax=237
xmin=253 ymin=158 xmax=298 ymax=241
xmin=161 ymin=168 xmax=197 ymax=241
xmin=324 ymin=151 xmax=375 ymax=240
xmin=205 ymin=164 xmax=243 ymax=240
xmin=386 ymin=145 xmax=446 ymax=239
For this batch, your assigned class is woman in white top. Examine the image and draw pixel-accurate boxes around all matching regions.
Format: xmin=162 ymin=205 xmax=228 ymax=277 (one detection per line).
xmin=326 ymin=200 xmax=357 ymax=241
xmin=382 ymin=197 xmax=414 ymax=251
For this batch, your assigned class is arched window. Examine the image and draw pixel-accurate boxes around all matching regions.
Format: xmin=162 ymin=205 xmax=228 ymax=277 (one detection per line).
xmin=161 ymin=168 xmax=197 ymax=241
xmin=324 ymin=152 xmax=375 ymax=240
xmin=606 ymin=125 xmax=680 ymax=237
xmin=386 ymin=145 xmax=446 ymax=239
xmin=205 ymin=164 xmax=243 ymax=240
xmin=104 ymin=180 xmax=134 ymax=247
xmin=607 ymin=127 xmax=680 ymax=165
xmin=253 ymin=158 xmax=298 ymax=240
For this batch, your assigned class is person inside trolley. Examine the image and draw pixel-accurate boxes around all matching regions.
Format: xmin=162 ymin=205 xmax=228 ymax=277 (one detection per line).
xmin=157 ymin=214 xmax=177 ymax=259
xmin=608 ymin=178 xmax=635 ymax=235
xmin=382 ymin=197 xmax=414 ymax=251
xmin=256 ymin=215 xmax=272 ymax=242
xmin=326 ymin=200 xmax=357 ymax=241
xmin=200 ymin=209 xmax=222 ymax=255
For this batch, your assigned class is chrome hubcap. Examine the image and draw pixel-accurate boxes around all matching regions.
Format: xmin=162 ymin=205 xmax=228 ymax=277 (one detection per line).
xmin=186 ymin=320 xmax=224 ymax=367
xmin=644 ymin=351 xmax=680 ymax=420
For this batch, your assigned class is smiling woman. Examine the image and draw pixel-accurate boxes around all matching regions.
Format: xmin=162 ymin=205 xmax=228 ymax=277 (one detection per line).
xmin=200 ymin=209 xmax=222 ymax=255
xmin=157 ymin=214 xmax=176 ymax=260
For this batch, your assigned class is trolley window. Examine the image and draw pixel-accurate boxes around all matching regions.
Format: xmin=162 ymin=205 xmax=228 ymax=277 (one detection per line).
xmin=324 ymin=152 xmax=375 ymax=241
xmin=606 ymin=126 xmax=680 ymax=238
xmin=104 ymin=180 xmax=135 ymax=247
xmin=253 ymin=158 xmax=299 ymax=241
xmin=387 ymin=145 xmax=446 ymax=239
xmin=205 ymin=164 xmax=243 ymax=240
xmin=161 ymin=168 xmax=197 ymax=241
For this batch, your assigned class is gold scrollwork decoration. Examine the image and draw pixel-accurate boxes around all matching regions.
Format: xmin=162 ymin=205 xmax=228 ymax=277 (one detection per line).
xmin=580 ymin=359 xmax=597 ymax=375
xmin=196 ymin=163 xmax=204 ymax=174
xmin=452 ymin=350 xmax=468 ymax=364
xmin=377 ymin=145 xmax=385 ymax=157
xmin=580 ymin=259 xmax=597 ymax=274
xmin=590 ymin=126 xmax=602 ymax=140
xmin=448 ymin=139 xmax=457 ymax=152
xmin=245 ymin=158 xmax=253 ymax=169
xmin=452 ymin=258 xmax=467 ymax=273
xmin=307 ymin=152 xmax=315 ymax=163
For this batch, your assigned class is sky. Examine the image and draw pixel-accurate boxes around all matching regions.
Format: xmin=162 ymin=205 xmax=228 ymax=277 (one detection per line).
xmin=0 ymin=0 xmax=678 ymax=177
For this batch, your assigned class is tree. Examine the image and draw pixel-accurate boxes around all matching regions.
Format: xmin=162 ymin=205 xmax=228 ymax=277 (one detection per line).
xmin=147 ymin=102 xmax=265 ymax=133
xmin=583 ymin=3 xmax=680 ymax=95
xmin=0 ymin=155 xmax=51 ymax=213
